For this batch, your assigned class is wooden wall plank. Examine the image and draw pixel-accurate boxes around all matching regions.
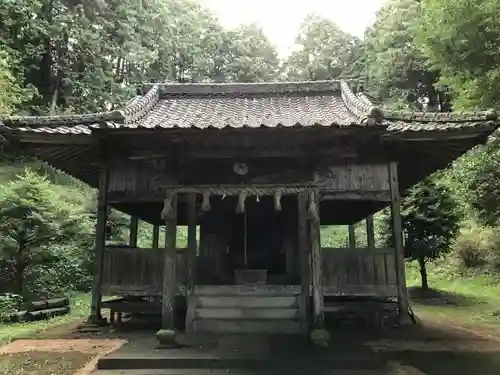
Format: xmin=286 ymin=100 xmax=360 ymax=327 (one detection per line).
xmin=314 ymin=164 xmax=390 ymax=193
xmin=101 ymin=247 xmax=186 ymax=296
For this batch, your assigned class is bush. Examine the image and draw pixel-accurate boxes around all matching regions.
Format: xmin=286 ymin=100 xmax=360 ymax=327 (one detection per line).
xmin=0 ymin=293 xmax=23 ymax=321
xmin=452 ymin=222 xmax=500 ymax=269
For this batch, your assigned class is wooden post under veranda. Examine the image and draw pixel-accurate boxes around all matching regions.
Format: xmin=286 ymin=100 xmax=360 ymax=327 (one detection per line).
xmin=152 ymin=224 xmax=160 ymax=249
xmin=129 ymin=216 xmax=138 ymax=247
xmin=366 ymin=215 xmax=375 ymax=249
xmin=388 ymin=162 xmax=412 ymax=323
xmin=186 ymin=193 xmax=197 ymax=294
xmin=348 ymin=224 xmax=356 ymax=248
xmin=89 ymin=162 xmax=109 ymax=324
xmin=309 ymin=191 xmax=324 ymax=328
xmin=297 ymin=191 xmax=310 ymax=323
xmin=162 ymin=193 xmax=178 ymax=329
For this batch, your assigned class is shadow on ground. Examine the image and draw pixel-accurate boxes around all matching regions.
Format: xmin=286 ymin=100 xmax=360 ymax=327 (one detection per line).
xmin=408 ymin=286 xmax=486 ymax=307
xmin=387 ymin=351 xmax=500 ymax=375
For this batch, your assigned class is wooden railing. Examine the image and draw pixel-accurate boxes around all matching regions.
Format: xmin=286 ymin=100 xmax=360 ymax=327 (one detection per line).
xmin=321 ymin=248 xmax=398 ymax=297
xmin=101 ymin=247 xmax=186 ymax=296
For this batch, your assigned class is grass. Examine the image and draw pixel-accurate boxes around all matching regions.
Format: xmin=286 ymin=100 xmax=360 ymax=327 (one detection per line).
xmin=0 ymin=293 xmax=90 ymax=345
xmin=406 ymin=259 xmax=500 ymax=328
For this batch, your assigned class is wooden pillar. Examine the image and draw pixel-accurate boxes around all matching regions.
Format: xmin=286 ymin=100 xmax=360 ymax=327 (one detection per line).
xmin=366 ymin=215 xmax=375 ymax=249
xmin=129 ymin=216 xmax=138 ymax=247
xmin=162 ymin=194 xmax=178 ymax=329
xmin=297 ymin=192 xmax=310 ymax=323
xmin=348 ymin=224 xmax=356 ymax=248
xmin=90 ymin=162 xmax=108 ymax=324
xmin=186 ymin=193 xmax=197 ymax=294
xmin=388 ymin=162 xmax=411 ymax=322
xmin=152 ymin=223 xmax=160 ymax=249
xmin=309 ymin=191 xmax=324 ymax=328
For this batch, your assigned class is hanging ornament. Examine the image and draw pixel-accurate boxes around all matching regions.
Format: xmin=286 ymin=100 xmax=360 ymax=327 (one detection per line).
xmin=274 ymin=190 xmax=282 ymax=211
xmin=235 ymin=191 xmax=247 ymax=213
xmin=307 ymin=191 xmax=319 ymax=222
xmin=160 ymin=191 xmax=176 ymax=220
xmin=201 ymin=190 xmax=211 ymax=211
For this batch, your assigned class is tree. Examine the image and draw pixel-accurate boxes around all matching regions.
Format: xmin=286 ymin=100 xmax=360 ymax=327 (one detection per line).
xmin=382 ymin=178 xmax=460 ymax=289
xmin=0 ymin=49 xmax=33 ymax=115
xmin=0 ymin=170 xmax=92 ymax=295
xmin=222 ymin=24 xmax=280 ymax=82
xmin=415 ymin=0 xmax=500 ymax=110
xmin=363 ymin=0 xmax=450 ymax=110
xmin=463 ymin=137 xmax=500 ymax=227
xmin=282 ymin=14 xmax=361 ymax=81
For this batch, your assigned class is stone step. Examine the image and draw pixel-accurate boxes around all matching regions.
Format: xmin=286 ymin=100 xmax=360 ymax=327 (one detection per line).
xmin=97 ymin=355 xmax=386 ymax=371
xmin=194 ymin=285 xmax=301 ymax=296
xmin=196 ymin=296 xmax=297 ymax=309
xmin=92 ymin=369 xmax=387 ymax=375
xmin=192 ymin=319 xmax=306 ymax=334
xmin=195 ymin=307 xmax=299 ymax=320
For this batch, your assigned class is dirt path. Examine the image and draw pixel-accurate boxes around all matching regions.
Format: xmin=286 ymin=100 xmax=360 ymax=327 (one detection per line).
xmin=0 ymin=339 xmax=126 ymax=375
xmin=417 ymin=310 xmax=500 ymax=343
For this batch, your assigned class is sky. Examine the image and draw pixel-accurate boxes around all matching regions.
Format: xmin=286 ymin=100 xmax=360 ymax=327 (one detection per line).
xmin=200 ymin=0 xmax=389 ymax=56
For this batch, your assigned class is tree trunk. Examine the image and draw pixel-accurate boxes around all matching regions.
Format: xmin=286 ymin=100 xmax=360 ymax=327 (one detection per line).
xmin=14 ymin=248 xmax=25 ymax=296
xmin=418 ymin=255 xmax=429 ymax=290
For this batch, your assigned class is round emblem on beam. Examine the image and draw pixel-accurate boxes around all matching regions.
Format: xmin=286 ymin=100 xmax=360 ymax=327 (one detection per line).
xmin=233 ymin=162 xmax=249 ymax=176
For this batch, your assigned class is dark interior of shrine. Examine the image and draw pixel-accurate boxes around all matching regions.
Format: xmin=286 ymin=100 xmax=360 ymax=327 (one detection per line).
xmin=111 ymin=196 xmax=387 ymax=227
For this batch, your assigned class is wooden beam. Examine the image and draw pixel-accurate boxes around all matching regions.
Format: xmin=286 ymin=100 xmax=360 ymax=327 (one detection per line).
xmin=366 ymin=215 xmax=375 ymax=249
xmin=388 ymin=162 xmax=411 ymax=323
xmin=309 ymin=191 xmax=324 ymax=328
xmin=186 ymin=193 xmax=197 ymax=294
xmin=321 ymin=191 xmax=391 ymax=201
xmin=90 ymin=162 xmax=108 ymax=324
xmin=348 ymin=224 xmax=356 ymax=249
xmin=162 ymin=194 xmax=177 ymax=329
xmin=297 ymin=192 xmax=310 ymax=324
xmin=129 ymin=216 xmax=138 ymax=247
xmin=152 ymin=224 xmax=160 ymax=249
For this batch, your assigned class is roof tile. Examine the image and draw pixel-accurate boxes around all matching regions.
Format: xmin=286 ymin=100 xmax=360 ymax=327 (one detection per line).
xmin=0 ymin=80 xmax=498 ymax=135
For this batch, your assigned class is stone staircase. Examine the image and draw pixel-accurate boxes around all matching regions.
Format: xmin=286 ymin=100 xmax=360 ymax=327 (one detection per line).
xmin=185 ymin=285 xmax=307 ymax=334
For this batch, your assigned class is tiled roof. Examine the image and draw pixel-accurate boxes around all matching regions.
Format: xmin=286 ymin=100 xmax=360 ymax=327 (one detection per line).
xmin=0 ymin=80 xmax=498 ymax=135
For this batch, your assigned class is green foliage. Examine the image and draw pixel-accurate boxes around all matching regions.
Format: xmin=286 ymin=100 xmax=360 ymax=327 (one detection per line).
xmin=451 ymin=222 xmax=500 ymax=268
xmin=461 ymin=138 xmax=500 ymax=227
xmin=0 ymin=49 xmax=33 ymax=115
xmin=0 ymin=293 xmax=22 ymax=321
xmin=402 ymin=180 xmax=460 ymax=259
xmin=363 ymin=0 xmax=449 ymax=109
xmin=0 ymin=170 xmax=93 ymax=296
xmin=381 ymin=179 xmax=460 ymax=289
xmin=415 ymin=0 xmax=500 ymax=110
xmin=283 ymin=14 xmax=361 ymax=81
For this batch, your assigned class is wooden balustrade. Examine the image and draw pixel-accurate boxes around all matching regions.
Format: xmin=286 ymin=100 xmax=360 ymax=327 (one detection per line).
xmin=321 ymin=248 xmax=398 ymax=297
xmin=101 ymin=247 xmax=186 ymax=296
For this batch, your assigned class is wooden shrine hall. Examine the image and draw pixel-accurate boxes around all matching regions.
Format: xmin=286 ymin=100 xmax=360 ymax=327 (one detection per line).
xmin=1 ymin=80 xmax=499 ymax=336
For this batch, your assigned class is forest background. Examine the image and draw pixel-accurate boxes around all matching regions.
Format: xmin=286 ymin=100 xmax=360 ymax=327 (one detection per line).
xmin=1 ymin=0 xmax=499 ymax=314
